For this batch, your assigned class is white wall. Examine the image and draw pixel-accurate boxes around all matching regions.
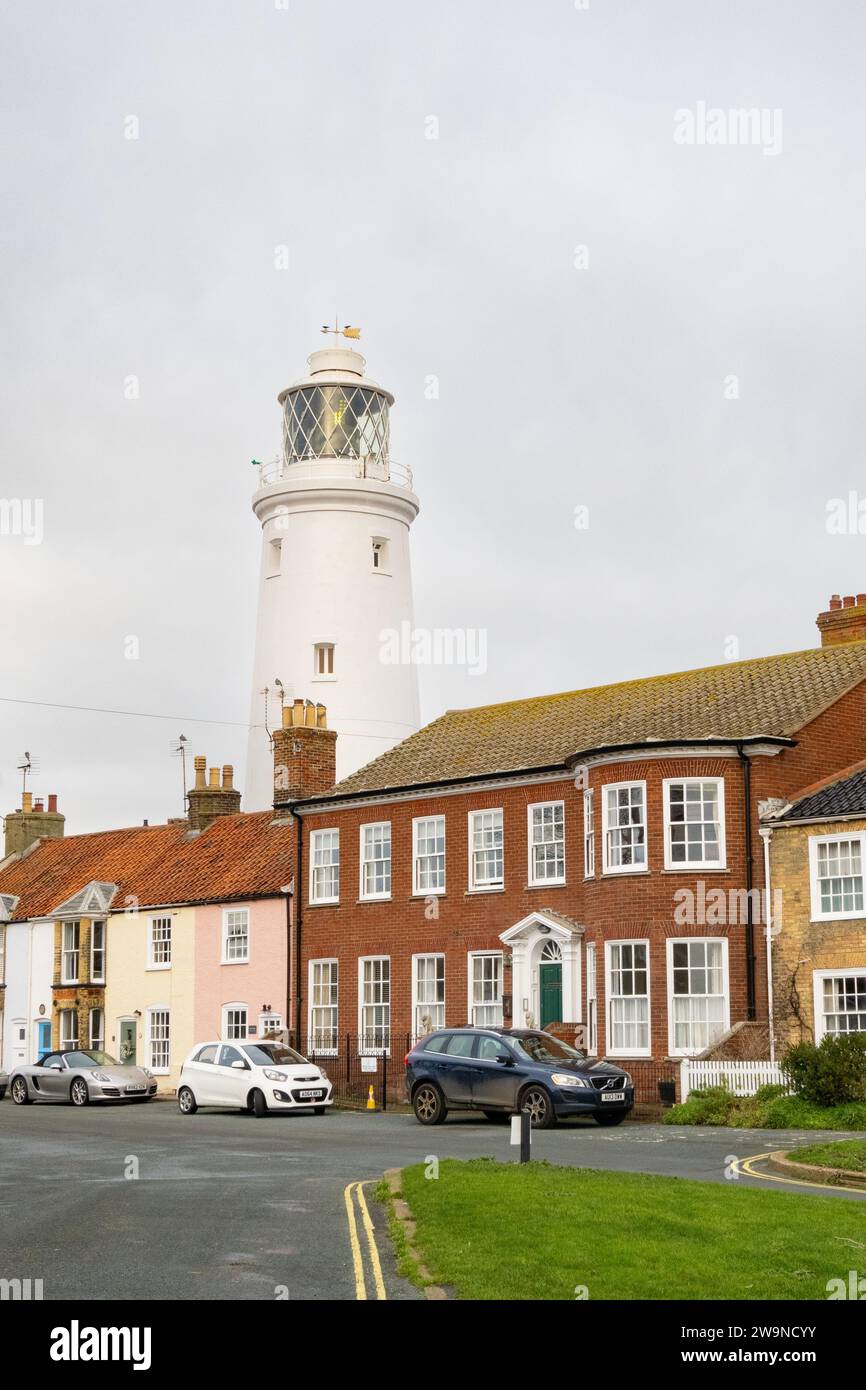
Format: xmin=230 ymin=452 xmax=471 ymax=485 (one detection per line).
xmin=1 ymin=920 xmax=53 ymax=1068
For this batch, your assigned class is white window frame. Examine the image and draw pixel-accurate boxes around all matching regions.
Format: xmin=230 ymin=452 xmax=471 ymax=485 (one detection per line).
xmin=468 ymin=809 xmax=504 ymax=892
xmin=663 ymin=777 xmax=726 ymax=871
xmin=258 ymin=1011 xmax=283 ymax=1037
xmin=89 ymin=1007 xmax=104 ymax=1052
xmin=808 ymin=833 xmax=866 ymax=922
xmin=812 ymin=968 xmax=866 ymax=1042
xmin=585 ymin=942 xmax=597 ymax=1055
xmin=412 ymin=954 xmax=445 ymax=1038
xmin=0 ymin=924 xmax=5 ymax=986
xmin=61 ymin=921 xmax=81 ymax=984
xmin=371 ymin=536 xmax=390 ymax=573
xmin=359 ymin=822 xmax=392 ymax=901
xmin=527 ymin=801 xmax=565 ymax=887
xmin=59 ymin=1008 xmax=78 ymax=1051
xmin=358 ymin=956 xmax=390 ymax=1055
xmin=468 ymin=951 xmax=504 ymax=1027
xmin=221 ymin=907 xmax=250 ymax=964
xmin=146 ymin=1006 xmax=171 ymax=1074
xmin=602 ymin=781 xmax=648 ymax=875
xmin=221 ymin=1002 xmax=249 ymax=1041
xmin=605 ymin=940 xmax=651 ymax=1057
xmin=90 ymin=920 xmax=106 ymax=983
xmin=309 ymin=828 xmax=340 ymax=904
xmin=308 ymin=958 xmax=339 ymax=1054
xmin=666 ymin=937 xmax=730 ymax=1057
xmin=314 ymin=642 xmax=335 ymax=679
xmin=583 ymin=788 xmax=595 ymax=879
xmin=147 ymin=915 xmax=172 ymax=971
xmin=412 ymin=815 xmax=446 ymax=896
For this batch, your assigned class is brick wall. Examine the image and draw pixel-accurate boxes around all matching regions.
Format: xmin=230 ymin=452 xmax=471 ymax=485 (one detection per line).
xmin=768 ymin=816 xmax=866 ymax=1050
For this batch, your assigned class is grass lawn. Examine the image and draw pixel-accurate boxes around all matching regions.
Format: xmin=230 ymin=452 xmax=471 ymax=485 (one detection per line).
xmin=396 ymin=1158 xmax=866 ymax=1300
xmin=791 ymin=1139 xmax=866 ymax=1172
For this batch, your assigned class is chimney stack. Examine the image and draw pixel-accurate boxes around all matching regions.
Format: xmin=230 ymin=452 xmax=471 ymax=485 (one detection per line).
xmin=4 ymin=792 xmax=65 ymax=858
xmin=272 ymin=699 xmax=338 ymax=808
xmin=816 ymin=593 xmax=866 ymax=647
xmin=186 ymin=755 xmax=242 ymax=831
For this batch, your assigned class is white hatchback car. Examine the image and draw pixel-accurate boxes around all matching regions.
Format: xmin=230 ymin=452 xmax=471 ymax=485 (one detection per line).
xmin=177 ymin=1040 xmax=333 ymax=1118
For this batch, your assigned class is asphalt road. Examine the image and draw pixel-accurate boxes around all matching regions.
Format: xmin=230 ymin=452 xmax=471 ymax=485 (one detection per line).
xmin=1 ymin=1101 xmax=863 ymax=1301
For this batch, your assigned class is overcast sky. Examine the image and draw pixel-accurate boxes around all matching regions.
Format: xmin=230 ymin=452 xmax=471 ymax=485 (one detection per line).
xmin=2 ymin=0 xmax=865 ymax=834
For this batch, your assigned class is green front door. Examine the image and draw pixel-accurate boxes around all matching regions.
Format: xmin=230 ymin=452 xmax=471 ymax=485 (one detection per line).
xmin=539 ymin=963 xmax=562 ymax=1029
xmin=119 ymin=1020 xmax=137 ymax=1065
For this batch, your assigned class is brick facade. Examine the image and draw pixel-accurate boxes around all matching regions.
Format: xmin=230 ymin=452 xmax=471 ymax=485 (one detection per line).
xmin=296 ymin=679 xmax=866 ymax=1062
xmin=768 ymin=815 xmax=866 ymax=1050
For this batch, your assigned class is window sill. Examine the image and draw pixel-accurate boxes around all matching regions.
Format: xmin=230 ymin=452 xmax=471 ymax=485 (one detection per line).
xmin=466 ymin=886 xmax=505 ymax=896
xmin=662 ymin=865 xmax=729 ymax=875
xmin=606 ymin=1051 xmax=652 ymax=1060
xmin=600 ymin=867 xmax=650 ymax=878
xmin=526 ymin=880 xmax=566 ymax=890
xmin=307 ymin=899 xmax=340 ymax=909
xmin=311 ymin=675 xmax=337 ymax=683
xmin=220 ymin=958 xmax=251 ymax=966
xmin=410 ymin=891 xmax=446 ymax=900
xmin=146 ymin=965 xmax=171 ymax=973
xmin=356 ymin=896 xmax=392 ymax=905
xmin=810 ymin=913 xmax=866 ymax=925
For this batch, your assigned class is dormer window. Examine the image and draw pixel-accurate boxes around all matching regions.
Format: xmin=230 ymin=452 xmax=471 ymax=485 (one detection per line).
xmin=314 ymin=643 xmax=335 ymax=677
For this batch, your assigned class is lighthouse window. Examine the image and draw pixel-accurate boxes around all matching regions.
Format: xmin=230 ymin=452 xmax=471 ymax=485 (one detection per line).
xmin=314 ymin=643 xmax=335 ymax=677
xmin=371 ymin=538 xmax=389 ymax=572
xmin=267 ymin=539 xmax=282 ymax=578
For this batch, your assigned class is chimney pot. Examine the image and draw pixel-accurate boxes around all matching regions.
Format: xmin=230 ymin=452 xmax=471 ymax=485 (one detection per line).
xmin=858 ymin=594 xmax=866 ymax=606
xmin=34 ymin=799 xmax=44 ymax=812
xmin=193 ymin=755 xmax=207 ymax=789
xmin=281 ymin=704 xmax=292 ymax=729
xmin=304 ymin=700 xmax=316 ymax=727
xmin=843 ymin=594 xmax=856 ymax=608
xmin=222 ymin=765 xmax=234 ymax=790
xmin=316 ymin=703 xmax=327 ymax=728
xmin=292 ymin=698 xmax=304 ymax=727
xmin=47 ymin=794 xmax=57 ymax=812
xmin=22 ymin=791 xmax=32 ymax=813
xmin=208 ymin=766 xmax=220 ymax=789
xmin=829 ymin=594 xmax=842 ymax=610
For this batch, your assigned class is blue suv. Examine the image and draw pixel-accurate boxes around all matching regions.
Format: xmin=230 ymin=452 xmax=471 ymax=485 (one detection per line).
xmin=406 ymin=1027 xmax=634 ymax=1128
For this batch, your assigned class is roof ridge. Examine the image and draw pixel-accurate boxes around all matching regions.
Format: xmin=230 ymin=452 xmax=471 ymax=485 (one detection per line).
xmin=440 ymin=643 xmax=866 ymax=719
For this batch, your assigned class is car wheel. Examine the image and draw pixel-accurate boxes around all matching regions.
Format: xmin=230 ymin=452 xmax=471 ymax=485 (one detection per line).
xmin=11 ymin=1076 xmax=31 ymax=1105
xmin=177 ymin=1086 xmax=198 ymax=1115
xmin=594 ymin=1110 xmax=628 ymax=1126
xmin=520 ymin=1085 xmax=555 ymax=1129
xmin=412 ymin=1082 xmax=447 ymax=1125
xmin=250 ymin=1088 xmax=268 ymax=1118
xmin=70 ymin=1078 xmax=90 ymax=1107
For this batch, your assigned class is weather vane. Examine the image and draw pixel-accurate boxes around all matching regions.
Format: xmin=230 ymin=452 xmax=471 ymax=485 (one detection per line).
xmin=321 ymin=318 xmax=361 ymax=341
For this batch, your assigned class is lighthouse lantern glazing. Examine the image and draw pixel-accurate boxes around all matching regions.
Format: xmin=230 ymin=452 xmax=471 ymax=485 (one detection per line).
xmin=245 ymin=344 xmax=421 ymax=808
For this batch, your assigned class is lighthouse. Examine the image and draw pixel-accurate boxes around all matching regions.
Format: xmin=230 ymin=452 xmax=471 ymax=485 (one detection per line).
xmin=245 ymin=338 xmax=421 ymax=809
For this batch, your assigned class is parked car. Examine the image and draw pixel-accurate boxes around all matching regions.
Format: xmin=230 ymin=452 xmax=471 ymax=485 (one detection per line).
xmin=0 ymin=1067 xmax=7 ymax=1100
xmin=9 ymin=1050 xmax=157 ymax=1106
xmin=177 ymin=1039 xmax=333 ymax=1117
xmin=406 ymin=1027 xmax=634 ymax=1128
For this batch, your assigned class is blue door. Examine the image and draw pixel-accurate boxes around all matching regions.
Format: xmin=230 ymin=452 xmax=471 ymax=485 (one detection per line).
xmin=36 ymin=1020 xmax=51 ymax=1061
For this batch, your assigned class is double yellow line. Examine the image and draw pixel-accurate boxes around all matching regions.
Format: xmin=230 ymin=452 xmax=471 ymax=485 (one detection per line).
xmin=732 ymin=1151 xmax=866 ymax=1197
xmin=344 ymin=1181 xmax=387 ymax=1300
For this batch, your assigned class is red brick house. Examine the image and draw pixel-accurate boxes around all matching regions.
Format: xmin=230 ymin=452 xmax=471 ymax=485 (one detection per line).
xmin=280 ymin=596 xmax=866 ymax=1078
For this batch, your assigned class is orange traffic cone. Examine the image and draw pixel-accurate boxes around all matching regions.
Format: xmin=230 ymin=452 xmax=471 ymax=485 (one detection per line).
xmin=366 ymin=1084 xmax=376 ymax=1111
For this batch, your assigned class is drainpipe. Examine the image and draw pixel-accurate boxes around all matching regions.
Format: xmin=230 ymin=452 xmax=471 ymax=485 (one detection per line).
xmin=736 ymin=744 xmax=757 ymax=1021
xmin=291 ymin=807 xmax=303 ymax=1044
xmin=759 ymin=826 xmax=776 ymax=1064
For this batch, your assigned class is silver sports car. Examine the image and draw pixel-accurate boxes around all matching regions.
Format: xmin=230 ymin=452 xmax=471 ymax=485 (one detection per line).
xmin=9 ymin=1049 xmax=157 ymax=1106
xmin=0 ymin=1067 xmax=7 ymax=1100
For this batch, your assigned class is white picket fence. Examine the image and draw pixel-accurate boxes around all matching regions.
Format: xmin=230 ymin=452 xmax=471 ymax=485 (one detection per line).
xmin=680 ymin=1058 xmax=788 ymax=1101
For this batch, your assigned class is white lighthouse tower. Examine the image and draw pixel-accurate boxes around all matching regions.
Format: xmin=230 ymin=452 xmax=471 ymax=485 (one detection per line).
xmin=245 ymin=338 xmax=421 ymax=808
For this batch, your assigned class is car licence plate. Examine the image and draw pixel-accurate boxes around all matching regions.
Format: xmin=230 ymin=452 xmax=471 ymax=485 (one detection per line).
xmin=125 ymin=1084 xmax=145 ymax=1093
xmin=299 ymin=1089 xmax=324 ymax=1099
xmin=601 ymin=1091 xmax=624 ymax=1103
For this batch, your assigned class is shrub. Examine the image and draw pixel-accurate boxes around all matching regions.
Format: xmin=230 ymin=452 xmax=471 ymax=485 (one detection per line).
xmin=664 ymin=1084 xmax=737 ymax=1126
xmin=781 ymin=1034 xmax=866 ymax=1107
xmin=754 ymin=1082 xmax=788 ymax=1104
xmin=757 ymin=1094 xmax=866 ymax=1130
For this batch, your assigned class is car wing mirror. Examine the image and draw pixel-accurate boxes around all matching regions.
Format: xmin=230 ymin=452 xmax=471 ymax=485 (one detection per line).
xmin=231 ymin=1059 xmax=248 ymax=1069
xmin=496 ymin=1053 xmax=514 ymax=1066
